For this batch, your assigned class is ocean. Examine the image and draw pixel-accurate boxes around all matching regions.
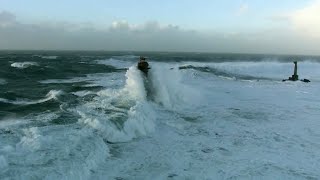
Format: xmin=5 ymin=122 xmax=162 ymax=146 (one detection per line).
xmin=0 ymin=51 xmax=320 ymax=179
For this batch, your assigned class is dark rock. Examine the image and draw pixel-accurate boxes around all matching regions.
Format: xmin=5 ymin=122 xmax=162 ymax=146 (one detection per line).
xmin=301 ymin=79 xmax=310 ymax=83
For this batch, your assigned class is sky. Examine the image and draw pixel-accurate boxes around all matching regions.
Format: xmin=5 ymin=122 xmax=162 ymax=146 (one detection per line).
xmin=0 ymin=0 xmax=320 ymax=55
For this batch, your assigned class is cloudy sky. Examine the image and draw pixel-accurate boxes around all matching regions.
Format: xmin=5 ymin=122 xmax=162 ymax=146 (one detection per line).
xmin=0 ymin=0 xmax=320 ymax=55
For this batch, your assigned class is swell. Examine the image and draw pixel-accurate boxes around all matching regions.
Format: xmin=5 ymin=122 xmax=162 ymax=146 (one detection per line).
xmin=0 ymin=90 xmax=62 ymax=106
xmin=0 ymin=90 xmax=65 ymax=118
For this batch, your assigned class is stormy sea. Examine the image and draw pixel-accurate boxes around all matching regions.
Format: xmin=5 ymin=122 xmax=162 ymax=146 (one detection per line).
xmin=1 ymin=51 xmax=320 ymax=180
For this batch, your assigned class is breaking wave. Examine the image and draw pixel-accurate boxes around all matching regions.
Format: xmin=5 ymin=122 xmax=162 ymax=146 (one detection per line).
xmin=76 ymin=66 xmax=155 ymax=143
xmin=76 ymin=63 xmax=203 ymax=143
xmin=11 ymin=62 xmax=39 ymax=69
xmin=149 ymin=63 xmax=203 ymax=111
xmin=0 ymin=90 xmax=63 ymax=105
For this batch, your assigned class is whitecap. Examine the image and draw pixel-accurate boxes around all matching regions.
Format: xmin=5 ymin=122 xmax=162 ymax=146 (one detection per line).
xmin=40 ymin=73 xmax=125 ymax=89
xmin=96 ymin=57 xmax=135 ymax=69
xmin=41 ymin=56 xmax=58 ymax=59
xmin=72 ymin=90 xmax=95 ymax=97
xmin=33 ymin=112 xmax=60 ymax=123
xmin=39 ymin=77 xmax=88 ymax=84
xmin=0 ymin=90 xmax=63 ymax=105
xmin=11 ymin=62 xmax=39 ymax=69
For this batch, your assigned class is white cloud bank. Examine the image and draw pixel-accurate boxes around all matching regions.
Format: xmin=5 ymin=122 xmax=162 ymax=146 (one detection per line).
xmin=0 ymin=7 xmax=320 ymax=55
xmin=290 ymin=0 xmax=320 ymax=38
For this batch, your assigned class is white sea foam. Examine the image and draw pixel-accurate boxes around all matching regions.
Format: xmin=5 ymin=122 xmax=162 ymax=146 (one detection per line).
xmin=0 ymin=118 xmax=27 ymax=128
xmin=77 ymin=66 xmax=155 ymax=142
xmin=39 ymin=77 xmax=89 ymax=84
xmin=181 ymin=61 xmax=320 ymax=81
xmin=41 ymin=55 xmax=58 ymax=59
xmin=96 ymin=57 xmax=135 ymax=69
xmin=0 ymin=90 xmax=63 ymax=105
xmin=33 ymin=112 xmax=60 ymax=122
xmin=123 ymin=66 xmax=148 ymax=101
xmin=10 ymin=62 xmax=39 ymax=69
xmin=86 ymin=73 xmax=125 ymax=88
xmin=18 ymin=127 xmax=42 ymax=151
xmin=90 ymin=61 xmax=320 ymax=179
xmin=149 ymin=63 xmax=203 ymax=111
xmin=40 ymin=73 xmax=124 ymax=88
xmin=10 ymin=126 xmax=110 ymax=179
xmin=72 ymin=90 xmax=95 ymax=97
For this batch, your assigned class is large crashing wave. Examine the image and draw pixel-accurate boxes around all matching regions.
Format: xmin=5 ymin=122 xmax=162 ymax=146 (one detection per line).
xmin=77 ymin=66 xmax=155 ymax=142
xmin=75 ymin=62 xmax=203 ymax=143
xmin=148 ymin=63 xmax=203 ymax=111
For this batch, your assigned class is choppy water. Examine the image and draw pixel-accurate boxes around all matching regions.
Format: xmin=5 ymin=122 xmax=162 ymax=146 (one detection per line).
xmin=1 ymin=51 xmax=320 ymax=179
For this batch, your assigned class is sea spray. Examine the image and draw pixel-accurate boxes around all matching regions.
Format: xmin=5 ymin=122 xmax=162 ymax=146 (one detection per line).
xmin=149 ymin=63 xmax=202 ymax=111
xmin=77 ymin=66 xmax=155 ymax=142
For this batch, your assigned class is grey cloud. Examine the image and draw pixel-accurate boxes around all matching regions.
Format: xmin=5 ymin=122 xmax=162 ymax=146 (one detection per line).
xmin=0 ymin=11 xmax=16 ymax=26
xmin=0 ymin=11 xmax=319 ymax=55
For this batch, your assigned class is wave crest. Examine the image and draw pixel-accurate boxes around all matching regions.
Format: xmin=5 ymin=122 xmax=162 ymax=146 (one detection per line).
xmin=0 ymin=90 xmax=63 ymax=105
xmin=11 ymin=62 xmax=39 ymax=69
xmin=77 ymin=66 xmax=155 ymax=143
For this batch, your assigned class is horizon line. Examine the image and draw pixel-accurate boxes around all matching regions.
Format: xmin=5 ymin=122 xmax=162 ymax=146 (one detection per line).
xmin=0 ymin=49 xmax=319 ymax=57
